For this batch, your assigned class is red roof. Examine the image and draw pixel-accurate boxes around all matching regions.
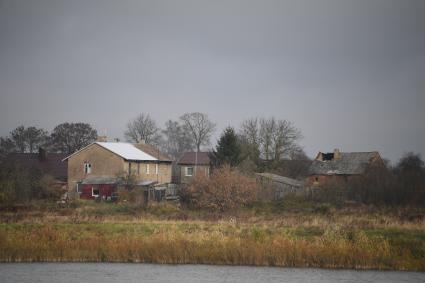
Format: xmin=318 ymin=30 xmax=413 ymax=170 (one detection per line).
xmin=178 ymin=152 xmax=210 ymax=165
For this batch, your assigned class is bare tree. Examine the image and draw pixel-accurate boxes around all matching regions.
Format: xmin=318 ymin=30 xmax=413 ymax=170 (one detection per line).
xmin=240 ymin=117 xmax=302 ymax=161
xmin=180 ymin=112 xmax=216 ymax=152
xmin=161 ymin=120 xmax=193 ymax=160
xmin=240 ymin=118 xmax=259 ymax=145
xmin=239 ymin=118 xmax=260 ymax=162
xmin=272 ymin=119 xmax=301 ymax=160
xmin=50 ymin=122 xmax=97 ymax=154
xmin=124 ymin=113 xmax=161 ymax=144
xmin=259 ymin=118 xmax=275 ymax=160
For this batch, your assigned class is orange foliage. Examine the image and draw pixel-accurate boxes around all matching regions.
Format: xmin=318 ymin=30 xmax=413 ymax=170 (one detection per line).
xmin=183 ymin=166 xmax=258 ymax=211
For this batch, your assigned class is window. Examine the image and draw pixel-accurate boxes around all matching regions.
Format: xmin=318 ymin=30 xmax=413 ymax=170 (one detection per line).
xmin=155 ymin=164 xmax=158 ymax=175
xmin=128 ymin=162 xmax=132 ymax=175
xmin=76 ymin=183 xmax=82 ymax=194
xmin=137 ymin=163 xmax=140 ymax=175
xmin=92 ymin=186 xmax=99 ymax=197
xmin=146 ymin=164 xmax=150 ymax=175
xmin=186 ymin=166 xmax=194 ymax=176
xmin=84 ymin=162 xmax=92 ymax=174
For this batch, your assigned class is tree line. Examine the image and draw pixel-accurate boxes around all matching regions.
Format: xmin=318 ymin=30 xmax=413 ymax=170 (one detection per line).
xmin=124 ymin=113 xmax=304 ymax=167
xmin=0 ymin=112 xmax=304 ymax=167
xmin=0 ymin=123 xmax=98 ymax=155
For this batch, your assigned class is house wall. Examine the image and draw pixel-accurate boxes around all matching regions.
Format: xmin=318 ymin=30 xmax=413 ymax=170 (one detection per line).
xmin=180 ymin=165 xmax=210 ymax=184
xmin=68 ymin=144 xmax=173 ymax=195
xmin=308 ymin=153 xmax=385 ymax=187
xmin=125 ymin=161 xmax=172 ymax=184
xmin=68 ymin=144 xmax=125 ymax=192
xmin=307 ymin=174 xmax=356 ymax=187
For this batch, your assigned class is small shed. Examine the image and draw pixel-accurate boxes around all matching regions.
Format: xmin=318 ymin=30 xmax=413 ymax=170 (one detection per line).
xmin=79 ymin=176 xmax=118 ymax=200
xmin=256 ymin=172 xmax=305 ymax=200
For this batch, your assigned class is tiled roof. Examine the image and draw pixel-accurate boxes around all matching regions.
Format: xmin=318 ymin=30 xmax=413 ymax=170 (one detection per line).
xmin=133 ymin=143 xmax=172 ymax=162
xmin=309 ymin=151 xmax=380 ymax=175
xmin=178 ymin=152 xmax=211 ymax=165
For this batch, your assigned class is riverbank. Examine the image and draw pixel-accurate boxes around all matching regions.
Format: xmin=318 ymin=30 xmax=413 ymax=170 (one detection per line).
xmin=0 ymin=201 xmax=424 ymax=270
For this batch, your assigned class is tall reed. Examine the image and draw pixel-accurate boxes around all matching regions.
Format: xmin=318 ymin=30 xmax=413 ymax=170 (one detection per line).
xmin=0 ymin=223 xmax=423 ymax=270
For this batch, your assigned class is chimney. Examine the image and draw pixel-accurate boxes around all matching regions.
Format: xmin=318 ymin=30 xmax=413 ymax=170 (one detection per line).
xmin=96 ymin=135 xmax=108 ymax=142
xmin=38 ymin=147 xmax=47 ymax=162
xmin=334 ymin=148 xmax=341 ymax=160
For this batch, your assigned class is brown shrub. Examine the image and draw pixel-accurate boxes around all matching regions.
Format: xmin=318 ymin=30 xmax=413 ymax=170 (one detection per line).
xmin=182 ymin=166 xmax=258 ymax=211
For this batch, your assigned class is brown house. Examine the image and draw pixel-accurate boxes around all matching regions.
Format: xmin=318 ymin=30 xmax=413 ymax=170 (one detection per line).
xmin=63 ymin=142 xmax=172 ymax=199
xmin=308 ymin=149 xmax=384 ymax=186
xmin=177 ymin=152 xmax=210 ymax=184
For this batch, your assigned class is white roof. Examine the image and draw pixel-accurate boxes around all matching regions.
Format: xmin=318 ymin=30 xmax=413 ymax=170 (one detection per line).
xmin=97 ymin=142 xmax=157 ymax=161
xmin=62 ymin=142 xmax=157 ymax=161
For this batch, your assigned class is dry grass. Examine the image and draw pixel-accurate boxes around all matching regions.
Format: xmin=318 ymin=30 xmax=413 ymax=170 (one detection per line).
xmin=0 ymin=200 xmax=424 ymax=270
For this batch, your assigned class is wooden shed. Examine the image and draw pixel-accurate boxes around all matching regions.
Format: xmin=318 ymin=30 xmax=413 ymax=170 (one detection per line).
xmin=256 ymin=172 xmax=305 ymax=200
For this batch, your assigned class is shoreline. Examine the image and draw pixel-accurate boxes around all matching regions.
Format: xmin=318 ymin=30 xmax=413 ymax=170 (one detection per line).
xmin=0 ymin=261 xmax=424 ymax=272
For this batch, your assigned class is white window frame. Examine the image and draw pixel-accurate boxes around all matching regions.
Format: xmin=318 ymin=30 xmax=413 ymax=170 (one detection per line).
xmin=185 ymin=166 xmax=194 ymax=176
xmin=155 ymin=163 xmax=159 ymax=175
xmin=84 ymin=162 xmax=92 ymax=174
xmin=76 ymin=183 xmax=82 ymax=194
xmin=92 ymin=186 xmax=99 ymax=197
xmin=146 ymin=164 xmax=150 ymax=175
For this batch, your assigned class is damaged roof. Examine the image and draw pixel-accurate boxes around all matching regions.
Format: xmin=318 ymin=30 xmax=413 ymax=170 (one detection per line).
xmin=309 ymin=151 xmax=381 ymax=175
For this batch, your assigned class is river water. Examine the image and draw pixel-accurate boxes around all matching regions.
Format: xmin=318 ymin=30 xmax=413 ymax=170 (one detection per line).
xmin=0 ymin=263 xmax=424 ymax=283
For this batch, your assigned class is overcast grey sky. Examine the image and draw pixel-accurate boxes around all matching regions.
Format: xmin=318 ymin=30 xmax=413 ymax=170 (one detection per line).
xmin=0 ymin=0 xmax=424 ymax=162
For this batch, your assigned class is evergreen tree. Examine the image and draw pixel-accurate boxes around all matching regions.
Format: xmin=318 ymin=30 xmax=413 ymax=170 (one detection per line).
xmin=210 ymin=127 xmax=241 ymax=167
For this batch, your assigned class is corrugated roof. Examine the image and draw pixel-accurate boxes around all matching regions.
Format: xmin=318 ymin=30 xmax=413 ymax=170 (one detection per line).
xmin=309 ymin=151 xmax=380 ymax=175
xmin=81 ymin=176 xmax=118 ymax=184
xmin=256 ymin=172 xmax=304 ymax=187
xmin=178 ymin=152 xmax=211 ymax=165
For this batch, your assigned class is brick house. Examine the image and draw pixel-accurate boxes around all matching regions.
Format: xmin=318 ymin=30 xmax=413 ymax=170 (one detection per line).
xmin=177 ymin=152 xmax=210 ymax=184
xmin=63 ymin=141 xmax=172 ymax=200
xmin=307 ymin=149 xmax=384 ymax=187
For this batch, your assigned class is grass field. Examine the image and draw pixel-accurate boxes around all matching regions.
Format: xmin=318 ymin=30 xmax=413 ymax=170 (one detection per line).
xmin=0 ymin=199 xmax=424 ymax=270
